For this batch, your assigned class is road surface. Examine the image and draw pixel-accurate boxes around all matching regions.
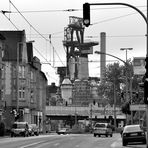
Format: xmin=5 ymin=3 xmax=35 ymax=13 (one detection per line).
xmin=0 ymin=133 xmax=146 ymax=148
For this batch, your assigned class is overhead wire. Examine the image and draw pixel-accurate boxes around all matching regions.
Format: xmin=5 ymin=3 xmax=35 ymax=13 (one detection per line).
xmin=8 ymin=0 xmax=64 ymax=71
xmin=49 ymin=34 xmax=65 ymax=67
xmin=1 ymin=2 xmax=146 ymax=74
xmin=10 ymin=0 xmax=65 ymax=68
xmin=92 ymin=9 xmax=147 ymax=25
xmin=1 ymin=10 xmax=54 ymax=68
xmin=7 ymin=5 xmax=146 ymax=13
xmin=1 ymin=10 xmax=19 ymax=30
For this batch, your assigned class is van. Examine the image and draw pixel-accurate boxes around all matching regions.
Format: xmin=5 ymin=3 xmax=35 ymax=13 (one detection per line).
xmin=11 ymin=122 xmax=29 ymax=137
xmin=93 ymin=122 xmax=113 ymax=137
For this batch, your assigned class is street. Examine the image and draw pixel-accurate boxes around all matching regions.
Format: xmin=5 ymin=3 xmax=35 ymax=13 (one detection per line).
xmin=0 ymin=133 xmax=146 ymax=148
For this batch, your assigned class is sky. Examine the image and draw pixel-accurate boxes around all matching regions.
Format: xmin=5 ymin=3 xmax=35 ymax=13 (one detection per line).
xmin=0 ymin=0 xmax=147 ymax=85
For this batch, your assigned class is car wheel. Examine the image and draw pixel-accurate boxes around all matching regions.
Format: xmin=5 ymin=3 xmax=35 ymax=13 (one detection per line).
xmin=23 ymin=132 xmax=26 ymax=137
xmin=94 ymin=134 xmax=96 ymax=137
xmin=98 ymin=134 xmax=100 ymax=137
xmin=122 ymin=140 xmax=127 ymax=146
xmin=143 ymin=139 xmax=146 ymax=144
xmin=11 ymin=132 xmax=14 ymax=137
xmin=106 ymin=134 xmax=108 ymax=137
xmin=110 ymin=134 xmax=112 ymax=137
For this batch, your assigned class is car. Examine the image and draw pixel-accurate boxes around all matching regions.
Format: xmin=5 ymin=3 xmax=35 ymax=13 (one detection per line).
xmin=93 ymin=122 xmax=113 ymax=137
xmin=11 ymin=122 xmax=29 ymax=137
xmin=57 ymin=128 xmax=70 ymax=135
xmin=122 ymin=124 xmax=146 ymax=146
xmin=28 ymin=124 xmax=35 ymax=136
xmin=29 ymin=124 xmax=39 ymax=136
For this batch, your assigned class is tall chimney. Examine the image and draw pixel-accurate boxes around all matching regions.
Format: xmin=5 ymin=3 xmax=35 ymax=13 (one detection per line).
xmin=100 ymin=32 xmax=106 ymax=83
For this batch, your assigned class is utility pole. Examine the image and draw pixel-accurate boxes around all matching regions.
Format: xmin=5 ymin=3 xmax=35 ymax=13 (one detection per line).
xmin=113 ymin=78 xmax=117 ymax=131
xmin=16 ymin=42 xmax=20 ymax=115
xmin=0 ymin=35 xmax=5 ymax=121
xmin=120 ymin=48 xmax=133 ymax=124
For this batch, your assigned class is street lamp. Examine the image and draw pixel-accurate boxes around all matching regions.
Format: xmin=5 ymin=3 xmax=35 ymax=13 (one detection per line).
xmin=95 ymin=51 xmax=130 ymax=129
xmin=120 ymin=48 xmax=133 ymax=124
xmin=120 ymin=48 xmax=133 ymax=62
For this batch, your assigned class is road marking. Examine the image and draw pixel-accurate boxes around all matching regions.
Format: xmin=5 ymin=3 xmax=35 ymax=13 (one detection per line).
xmin=19 ymin=141 xmax=44 ymax=148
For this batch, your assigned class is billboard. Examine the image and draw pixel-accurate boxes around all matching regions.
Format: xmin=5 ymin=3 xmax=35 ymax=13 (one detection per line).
xmin=133 ymin=57 xmax=145 ymax=75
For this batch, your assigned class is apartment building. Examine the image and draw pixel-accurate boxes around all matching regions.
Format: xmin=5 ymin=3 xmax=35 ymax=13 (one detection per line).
xmin=0 ymin=30 xmax=47 ymax=133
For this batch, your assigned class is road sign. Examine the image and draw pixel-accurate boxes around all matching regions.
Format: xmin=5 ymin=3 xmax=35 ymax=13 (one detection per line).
xmin=130 ymin=104 xmax=146 ymax=111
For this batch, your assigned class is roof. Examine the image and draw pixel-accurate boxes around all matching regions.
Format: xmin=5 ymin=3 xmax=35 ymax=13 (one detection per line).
xmin=61 ymin=77 xmax=72 ymax=85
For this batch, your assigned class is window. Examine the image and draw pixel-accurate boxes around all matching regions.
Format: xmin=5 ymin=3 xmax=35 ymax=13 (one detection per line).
xmin=19 ymin=66 xmax=25 ymax=78
xmin=19 ymin=87 xmax=25 ymax=100
xmin=30 ymin=89 xmax=34 ymax=103
xmin=31 ymin=71 xmax=33 ymax=80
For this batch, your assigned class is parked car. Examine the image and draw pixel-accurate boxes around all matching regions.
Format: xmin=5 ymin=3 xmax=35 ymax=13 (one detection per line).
xmin=28 ymin=124 xmax=34 ymax=136
xmin=122 ymin=124 xmax=146 ymax=146
xmin=93 ymin=122 xmax=113 ymax=137
xmin=11 ymin=122 xmax=29 ymax=137
xmin=28 ymin=124 xmax=39 ymax=136
xmin=57 ymin=128 xmax=70 ymax=135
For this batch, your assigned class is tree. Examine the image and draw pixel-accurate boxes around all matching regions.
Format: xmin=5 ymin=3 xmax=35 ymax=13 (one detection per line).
xmin=97 ymin=60 xmax=135 ymax=108
xmin=121 ymin=101 xmax=131 ymax=115
xmin=98 ymin=62 xmax=124 ymax=106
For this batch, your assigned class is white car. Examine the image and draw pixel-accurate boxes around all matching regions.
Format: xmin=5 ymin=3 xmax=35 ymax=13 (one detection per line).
xmin=57 ymin=128 xmax=70 ymax=135
xmin=93 ymin=122 xmax=113 ymax=137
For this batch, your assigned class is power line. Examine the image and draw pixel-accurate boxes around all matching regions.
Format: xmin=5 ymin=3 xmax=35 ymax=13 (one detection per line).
xmin=6 ymin=5 xmax=146 ymax=13
xmin=92 ymin=10 xmax=146 ymax=26
xmin=9 ymin=9 xmax=80 ymax=13
xmin=49 ymin=35 xmax=65 ymax=67
xmin=9 ymin=0 xmax=48 ymax=42
xmin=9 ymin=0 xmax=64 ymax=69
xmin=86 ymin=35 xmax=145 ymax=38
xmin=1 ymin=11 xmax=19 ymax=30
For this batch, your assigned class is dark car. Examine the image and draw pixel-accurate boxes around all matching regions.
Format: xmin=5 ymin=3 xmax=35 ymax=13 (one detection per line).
xmin=11 ymin=122 xmax=29 ymax=137
xmin=122 ymin=124 xmax=146 ymax=146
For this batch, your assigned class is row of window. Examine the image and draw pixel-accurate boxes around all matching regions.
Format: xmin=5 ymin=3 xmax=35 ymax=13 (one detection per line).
xmin=11 ymin=65 xmax=34 ymax=80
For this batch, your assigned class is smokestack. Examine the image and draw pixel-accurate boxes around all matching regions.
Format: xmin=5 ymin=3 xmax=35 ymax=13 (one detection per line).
xmin=100 ymin=32 xmax=106 ymax=82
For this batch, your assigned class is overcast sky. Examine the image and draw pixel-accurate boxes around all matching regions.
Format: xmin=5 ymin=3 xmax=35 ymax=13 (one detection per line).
xmin=0 ymin=0 xmax=147 ymax=85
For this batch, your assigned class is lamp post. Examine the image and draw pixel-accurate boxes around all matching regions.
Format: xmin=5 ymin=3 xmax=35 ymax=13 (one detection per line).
xmin=95 ymin=51 xmax=130 ymax=129
xmin=120 ymin=48 xmax=133 ymax=62
xmin=120 ymin=48 xmax=133 ymax=124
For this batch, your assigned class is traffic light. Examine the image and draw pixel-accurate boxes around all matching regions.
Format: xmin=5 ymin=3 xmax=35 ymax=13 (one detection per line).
xmin=83 ymin=3 xmax=90 ymax=27
xmin=144 ymin=78 xmax=148 ymax=104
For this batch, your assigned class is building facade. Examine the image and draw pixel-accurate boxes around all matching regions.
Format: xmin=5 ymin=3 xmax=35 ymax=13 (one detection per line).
xmin=0 ymin=30 xmax=47 ymax=133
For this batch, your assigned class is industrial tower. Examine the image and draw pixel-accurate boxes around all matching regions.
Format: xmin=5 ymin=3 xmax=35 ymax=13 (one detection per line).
xmin=63 ymin=16 xmax=98 ymax=81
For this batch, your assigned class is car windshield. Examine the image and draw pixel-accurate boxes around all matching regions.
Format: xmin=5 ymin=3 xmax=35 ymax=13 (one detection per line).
xmin=124 ymin=125 xmax=142 ymax=132
xmin=12 ymin=123 xmax=26 ymax=129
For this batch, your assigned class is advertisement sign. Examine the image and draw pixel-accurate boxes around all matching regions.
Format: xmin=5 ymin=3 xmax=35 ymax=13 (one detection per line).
xmin=133 ymin=57 xmax=145 ymax=75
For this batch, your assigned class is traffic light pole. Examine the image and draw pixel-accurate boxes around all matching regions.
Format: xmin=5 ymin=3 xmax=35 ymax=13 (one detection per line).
xmin=84 ymin=2 xmax=148 ymax=147
xmin=146 ymin=1 xmax=148 ymax=147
